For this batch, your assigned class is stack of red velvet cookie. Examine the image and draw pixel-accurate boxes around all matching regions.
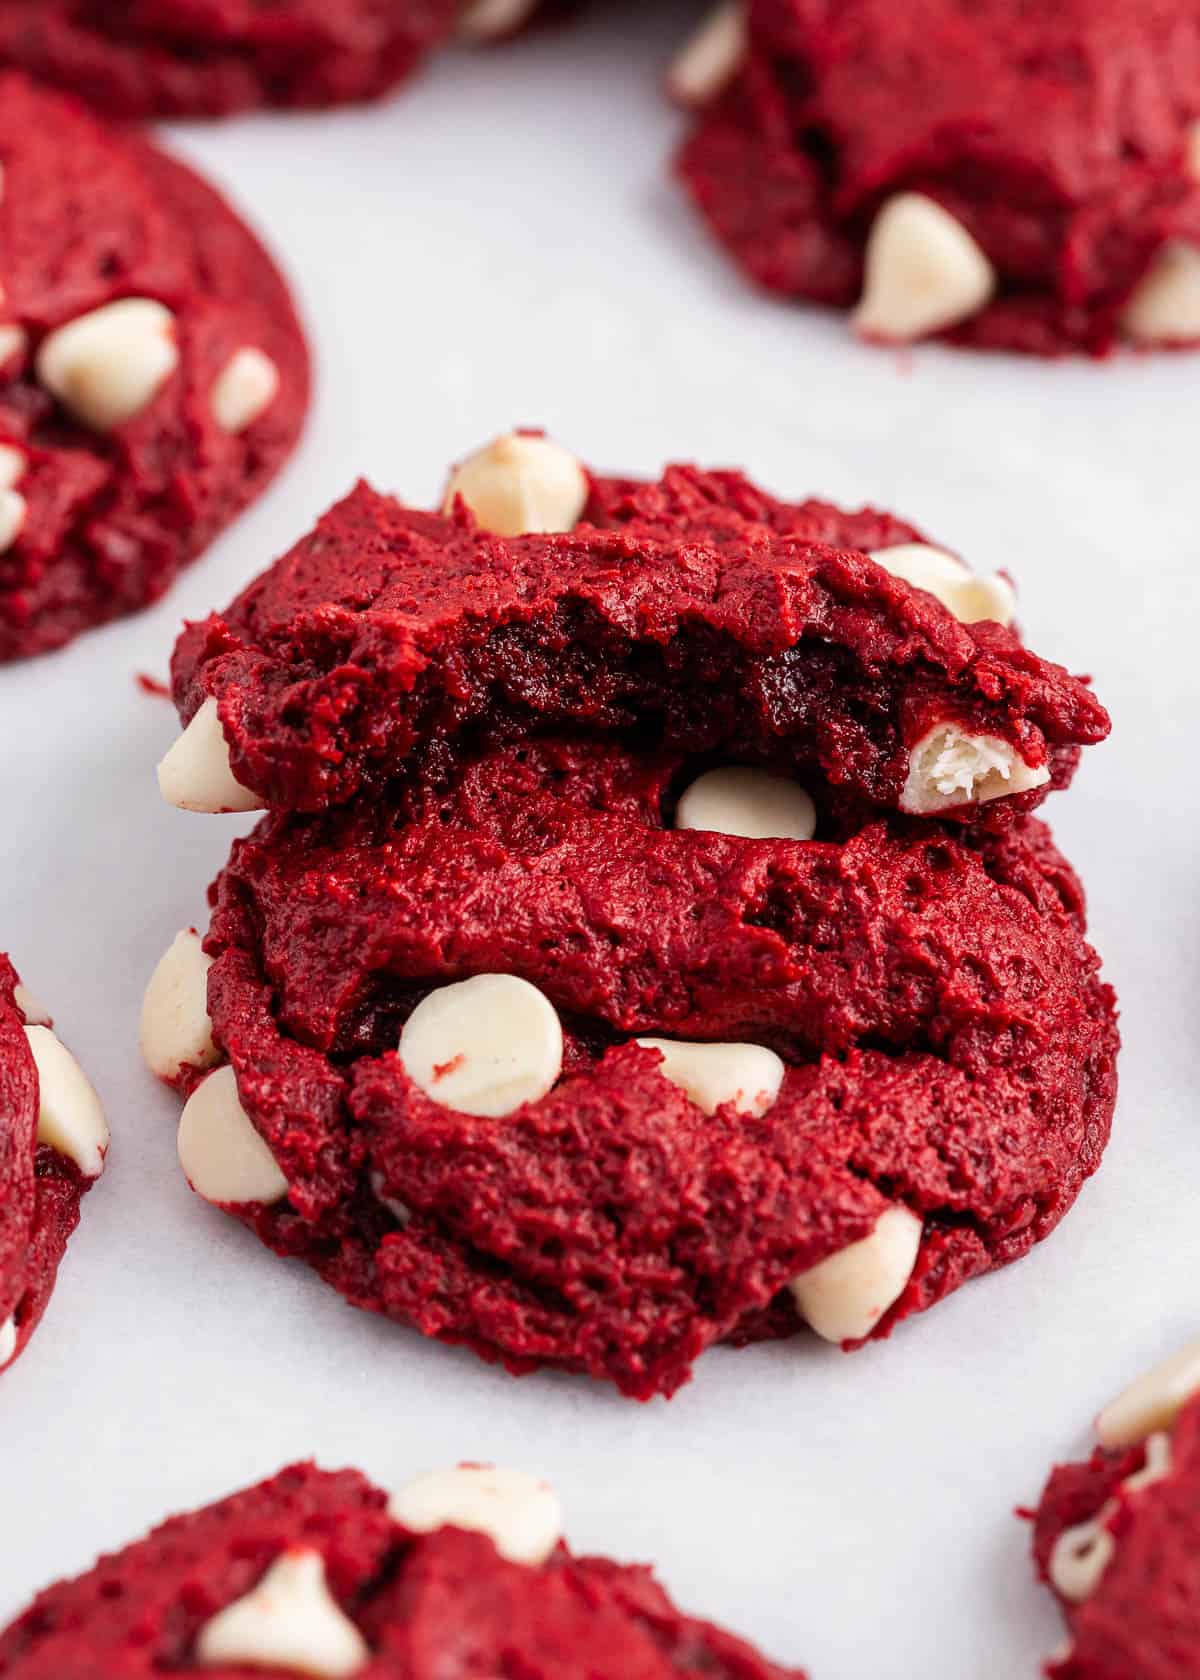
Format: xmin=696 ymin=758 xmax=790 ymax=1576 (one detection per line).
xmin=138 ymin=430 xmax=1118 ymax=1402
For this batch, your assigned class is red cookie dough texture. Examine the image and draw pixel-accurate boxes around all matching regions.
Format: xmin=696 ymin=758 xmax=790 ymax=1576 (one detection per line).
xmin=1031 ymin=1339 xmax=1200 ymax=1676
xmin=0 ymin=1460 xmax=806 ymax=1679
xmin=0 ymin=954 xmax=108 ymax=1377
xmin=676 ymin=0 xmax=1200 ymax=354
xmin=0 ymin=73 xmax=310 ymax=661
xmin=158 ymin=438 xmax=1108 ymax=823
xmin=0 ymin=1 xmax=562 ymax=121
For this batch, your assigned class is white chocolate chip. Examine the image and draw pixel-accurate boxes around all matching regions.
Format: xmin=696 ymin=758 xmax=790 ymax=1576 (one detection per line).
xmin=140 ymin=930 xmax=219 ymax=1082
xmin=1048 ymin=1515 xmax=1116 ymax=1605
xmin=458 ymin=0 xmax=539 ymax=39
xmin=868 ymin=543 xmax=1016 ymax=628
xmin=1121 ymin=242 xmax=1200 ymax=345
xmin=36 ymin=298 xmax=179 ymax=433
xmin=156 ymin=697 xmax=264 ymax=815
xmin=195 ymin=1548 xmax=368 ymax=1678
xmin=789 ymin=1205 xmax=922 ymax=1343
xmin=0 ymin=325 xmax=27 ymax=369
xmin=444 ymin=433 xmax=588 ymax=537
xmin=13 ymin=983 xmax=51 ymax=1026
xmin=675 ymin=767 xmax=817 ymax=841
xmin=666 ymin=2 xmax=746 ymax=106
xmin=0 ymin=488 xmax=25 ymax=553
xmin=1097 ymin=1337 xmax=1200 ymax=1448
xmin=389 ymin=1466 xmax=561 ymax=1566
xmin=177 ymin=1065 xmax=288 ymax=1206
xmin=0 ymin=1315 xmax=16 ymax=1369
xmin=853 ymin=193 xmax=996 ymax=343
xmin=0 ymin=443 xmax=26 ymax=489
xmin=1049 ymin=1433 xmax=1172 ymax=1603
xmin=635 ymin=1038 xmax=784 ymax=1117
xmin=900 ymin=723 xmax=1050 ymax=815
xmin=399 ymin=974 xmax=563 ymax=1118
xmin=212 ymin=347 xmax=280 ymax=434
xmin=25 ymin=1025 xmax=108 ymax=1179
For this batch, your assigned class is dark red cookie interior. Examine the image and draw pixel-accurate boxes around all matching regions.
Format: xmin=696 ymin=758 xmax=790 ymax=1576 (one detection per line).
xmin=169 ymin=466 xmax=1107 ymax=816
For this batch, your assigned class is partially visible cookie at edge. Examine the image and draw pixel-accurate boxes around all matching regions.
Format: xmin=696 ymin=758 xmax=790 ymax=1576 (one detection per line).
xmin=0 ymin=953 xmax=108 ymax=1376
xmin=676 ymin=0 xmax=1200 ymax=355
xmin=0 ymin=1459 xmax=806 ymax=1679
xmin=1031 ymin=1338 xmax=1200 ymax=1676
xmin=0 ymin=72 xmax=310 ymax=660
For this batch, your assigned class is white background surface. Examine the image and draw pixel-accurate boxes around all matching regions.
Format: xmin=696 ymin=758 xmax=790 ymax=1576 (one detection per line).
xmin=1 ymin=4 xmax=1197 ymax=1674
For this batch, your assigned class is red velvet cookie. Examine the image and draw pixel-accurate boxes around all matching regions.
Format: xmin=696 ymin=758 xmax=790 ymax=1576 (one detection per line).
xmin=0 ymin=3 xmax=463 ymax=121
xmin=1030 ymin=1339 xmax=1200 ymax=1676
xmin=0 ymin=954 xmax=108 ymax=1376
xmin=0 ymin=73 xmax=310 ymax=661
xmin=0 ymin=1460 xmax=803 ymax=1679
xmin=158 ymin=438 xmax=1108 ymax=823
xmin=0 ymin=1 xmax=579 ymax=121
xmin=142 ymin=730 xmax=1118 ymax=1399
xmin=676 ymin=0 xmax=1200 ymax=354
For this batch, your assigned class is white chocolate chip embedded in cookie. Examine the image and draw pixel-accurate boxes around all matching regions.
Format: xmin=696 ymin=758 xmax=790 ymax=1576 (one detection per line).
xmin=25 ymin=1025 xmax=109 ymax=1179
xmin=853 ymin=194 xmax=996 ymax=343
xmin=0 ymin=489 xmax=25 ymax=554
xmin=195 ymin=1548 xmax=369 ymax=1678
xmin=789 ymin=1205 xmax=922 ymax=1344
xmin=0 ymin=441 xmax=27 ymax=555
xmin=36 ymin=298 xmax=178 ymax=432
xmin=140 ymin=930 xmax=219 ymax=1082
xmin=901 ymin=723 xmax=1050 ymax=815
xmin=389 ymin=1466 xmax=562 ymax=1566
xmin=1049 ymin=1433 xmax=1173 ymax=1604
xmin=443 ymin=433 xmax=588 ymax=537
xmin=1048 ymin=1514 xmax=1117 ymax=1606
xmin=0 ymin=1315 xmax=16 ymax=1369
xmin=675 ymin=767 xmax=817 ymax=841
xmin=157 ymin=697 xmax=264 ymax=815
xmin=635 ymin=1038 xmax=785 ymax=1117
xmin=1122 ymin=243 xmax=1200 ymax=345
xmin=177 ymin=1065 xmax=288 ymax=1206
xmin=399 ymin=974 xmax=563 ymax=1119
xmin=211 ymin=346 xmax=280 ymax=433
xmin=0 ymin=443 xmax=26 ymax=490
xmin=666 ymin=3 xmax=746 ymax=107
xmin=868 ymin=543 xmax=1016 ymax=627
xmin=1097 ymin=1337 xmax=1200 ymax=1449
xmin=0 ymin=324 xmax=26 ymax=370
